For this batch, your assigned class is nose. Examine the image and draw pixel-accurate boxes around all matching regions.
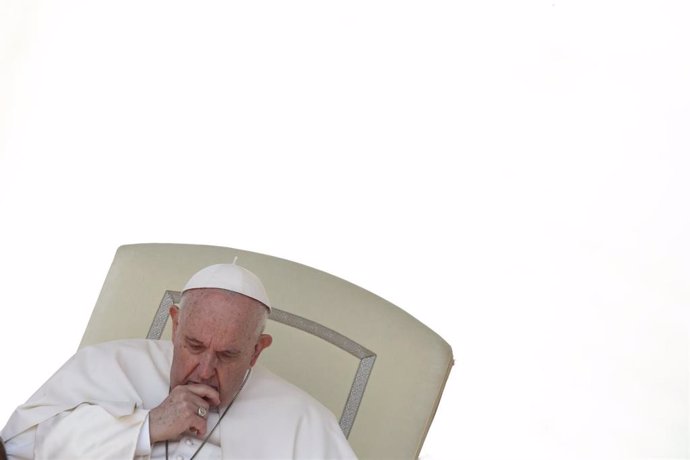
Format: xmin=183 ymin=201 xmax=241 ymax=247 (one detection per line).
xmin=197 ymin=351 xmax=217 ymax=380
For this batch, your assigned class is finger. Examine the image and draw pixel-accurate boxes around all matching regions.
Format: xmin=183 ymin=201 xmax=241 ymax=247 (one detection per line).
xmin=187 ymin=416 xmax=208 ymax=438
xmin=183 ymin=383 xmax=221 ymax=406
xmin=185 ymin=393 xmax=212 ymax=412
xmin=171 ymin=386 xmax=213 ymax=412
xmin=194 ymin=405 xmax=208 ymax=419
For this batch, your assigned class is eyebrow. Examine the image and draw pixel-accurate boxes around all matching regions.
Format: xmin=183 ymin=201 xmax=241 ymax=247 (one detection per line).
xmin=185 ymin=336 xmax=241 ymax=356
xmin=218 ymin=349 xmax=241 ymax=358
xmin=185 ymin=336 xmax=205 ymax=346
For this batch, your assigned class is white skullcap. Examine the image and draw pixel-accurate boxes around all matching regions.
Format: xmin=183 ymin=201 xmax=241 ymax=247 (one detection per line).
xmin=182 ymin=263 xmax=271 ymax=312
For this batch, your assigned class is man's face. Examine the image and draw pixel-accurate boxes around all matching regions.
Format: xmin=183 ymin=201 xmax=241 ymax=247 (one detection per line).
xmin=169 ymin=288 xmax=272 ymax=407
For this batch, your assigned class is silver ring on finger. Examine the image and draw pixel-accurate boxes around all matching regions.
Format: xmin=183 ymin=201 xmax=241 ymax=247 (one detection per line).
xmin=197 ymin=406 xmax=207 ymax=418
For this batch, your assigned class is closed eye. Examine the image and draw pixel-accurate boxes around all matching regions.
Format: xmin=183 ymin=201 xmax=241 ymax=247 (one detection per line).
xmin=185 ymin=337 xmax=206 ymax=353
xmin=218 ymin=351 xmax=241 ymax=362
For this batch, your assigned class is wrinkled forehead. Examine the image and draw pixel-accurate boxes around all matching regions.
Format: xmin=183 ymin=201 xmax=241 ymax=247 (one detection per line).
xmin=178 ymin=288 xmax=265 ymax=339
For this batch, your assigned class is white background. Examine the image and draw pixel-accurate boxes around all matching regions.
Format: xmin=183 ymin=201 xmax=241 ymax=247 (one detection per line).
xmin=1 ymin=1 xmax=688 ymax=459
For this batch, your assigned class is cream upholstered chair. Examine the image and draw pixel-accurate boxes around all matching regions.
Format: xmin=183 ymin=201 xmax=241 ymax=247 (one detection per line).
xmin=80 ymin=244 xmax=453 ymax=459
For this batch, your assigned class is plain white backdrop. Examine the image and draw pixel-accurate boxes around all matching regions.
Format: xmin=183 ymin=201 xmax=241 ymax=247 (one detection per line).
xmin=1 ymin=1 xmax=688 ymax=458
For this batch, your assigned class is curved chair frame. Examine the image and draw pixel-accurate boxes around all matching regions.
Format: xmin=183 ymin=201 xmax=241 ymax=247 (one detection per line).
xmin=78 ymin=244 xmax=454 ymax=459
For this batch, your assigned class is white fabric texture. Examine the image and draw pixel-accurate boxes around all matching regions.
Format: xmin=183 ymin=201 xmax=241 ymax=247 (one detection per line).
xmin=183 ymin=263 xmax=272 ymax=311
xmin=1 ymin=339 xmax=356 ymax=460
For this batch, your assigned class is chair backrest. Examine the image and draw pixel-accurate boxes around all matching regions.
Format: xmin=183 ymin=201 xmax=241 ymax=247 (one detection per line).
xmin=80 ymin=244 xmax=454 ymax=459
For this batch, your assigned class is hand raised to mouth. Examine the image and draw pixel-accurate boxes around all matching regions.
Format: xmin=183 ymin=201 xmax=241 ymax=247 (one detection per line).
xmin=148 ymin=383 xmax=221 ymax=443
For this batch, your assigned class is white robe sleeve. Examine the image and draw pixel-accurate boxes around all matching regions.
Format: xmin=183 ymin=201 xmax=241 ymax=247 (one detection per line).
xmin=2 ymin=340 xmax=172 ymax=460
xmin=31 ymin=403 xmax=148 ymax=460
xmin=3 ymin=426 xmax=35 ymax=460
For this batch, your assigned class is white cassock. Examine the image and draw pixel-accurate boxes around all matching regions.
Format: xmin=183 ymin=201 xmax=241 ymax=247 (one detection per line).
xmin=1 ymin=339 xmax=357 ymax=460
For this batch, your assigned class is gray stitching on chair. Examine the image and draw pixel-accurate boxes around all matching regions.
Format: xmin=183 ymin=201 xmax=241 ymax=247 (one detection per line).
xmin=338 ymin=355 xmax=376 ymax=437
xmin=268 ymin=307 xmax=376 ymax=438
xmin=147 ymin=291 xmax=179 ymax=339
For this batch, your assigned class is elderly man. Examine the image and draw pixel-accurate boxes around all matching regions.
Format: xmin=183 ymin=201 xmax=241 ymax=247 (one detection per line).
xmin=1 ymin=263 xmax=356 ymax=459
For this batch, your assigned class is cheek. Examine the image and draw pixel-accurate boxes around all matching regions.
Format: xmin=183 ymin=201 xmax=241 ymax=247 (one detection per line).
xmin=216 ymin=361 xmax=242 ymax=385
xmin=171 ymin=346 xmax=198 ymax=383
